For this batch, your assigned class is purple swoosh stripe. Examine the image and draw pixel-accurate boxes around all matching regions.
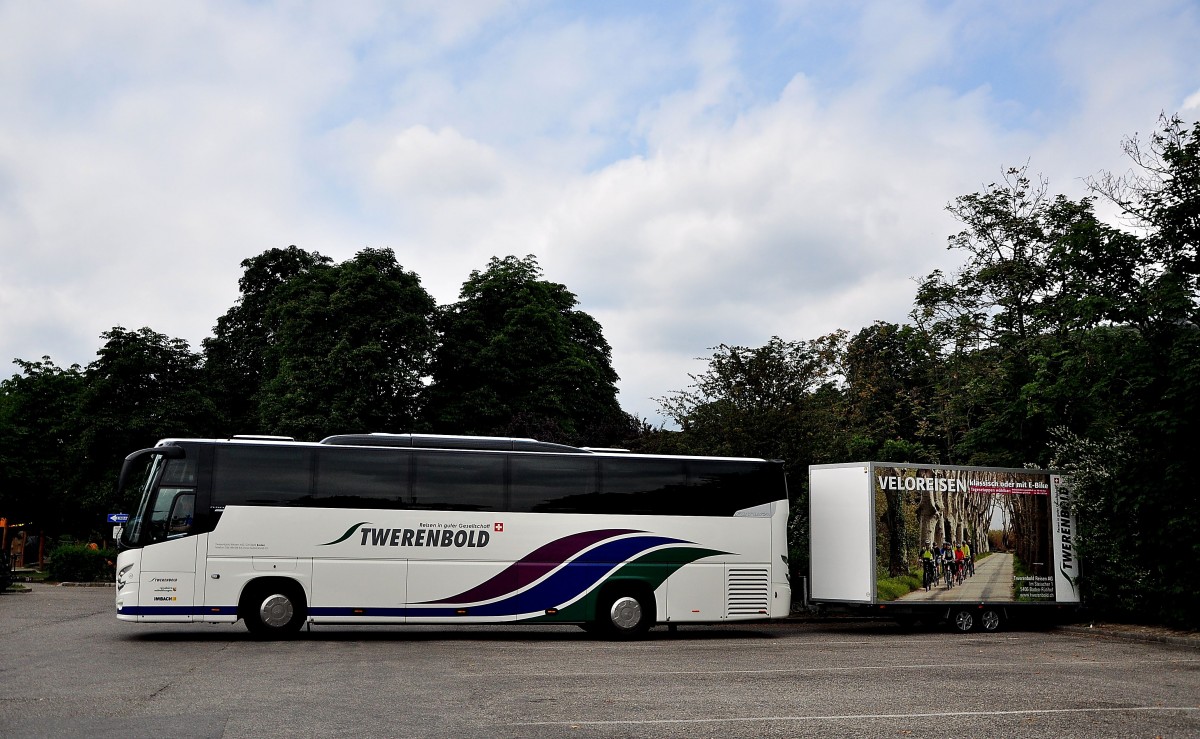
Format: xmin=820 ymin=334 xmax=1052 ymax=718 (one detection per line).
xmin=423 ymin=528 xmax=639 ymax=605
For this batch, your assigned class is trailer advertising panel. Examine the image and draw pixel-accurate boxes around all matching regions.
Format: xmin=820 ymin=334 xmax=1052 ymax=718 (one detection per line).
xmin=810 ymin=463 xmax=1080 ymax=608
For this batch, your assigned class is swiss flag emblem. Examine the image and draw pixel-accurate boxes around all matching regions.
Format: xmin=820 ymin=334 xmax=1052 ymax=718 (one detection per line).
xmin=494 ymin=522 xmax=504 ymax=533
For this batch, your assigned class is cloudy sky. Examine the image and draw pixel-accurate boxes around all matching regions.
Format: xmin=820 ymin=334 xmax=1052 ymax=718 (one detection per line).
xmin=2 ymin=1 xmax=1198 ymax=426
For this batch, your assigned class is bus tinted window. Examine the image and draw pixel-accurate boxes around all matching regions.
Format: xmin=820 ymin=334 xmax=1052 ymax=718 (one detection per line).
xmin=412 ymin=451 xmax=505 ymax=511
xmin=316 ymin=448 xmax=410 ymax=509
xmin=688 ymin=460 xmax=778 ymax=515
xmin=510 ymin=455 xmax=598 ymax=512
xmin=599 ymin=458 xmax=688 ymax=515
xmin=213 ymin=446 xmax=313 ymax=507
xmin=161 ymin=456 xmax=197 ymax=486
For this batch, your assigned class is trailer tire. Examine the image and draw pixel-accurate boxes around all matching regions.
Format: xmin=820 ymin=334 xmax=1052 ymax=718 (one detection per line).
xmin=980 ymin=608 xmax=1003 ymax=633
xmin=951 ymin=608 xmax=976 ymax=633
xmin=241 ymin=579 xmax=307 ymax=638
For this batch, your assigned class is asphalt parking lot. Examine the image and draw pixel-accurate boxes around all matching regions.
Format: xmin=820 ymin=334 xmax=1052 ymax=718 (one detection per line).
xmin=1 ymin=584 xmax=1196 ymax=738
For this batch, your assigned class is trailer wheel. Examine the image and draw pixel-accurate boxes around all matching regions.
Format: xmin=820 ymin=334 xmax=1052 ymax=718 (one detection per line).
xmin=980 ymin=608 xmax=1003 ymax=633
xmin=951 ymin=608 xmax=976 ymax=633
xmin=242 ymin=579 xmax=307 ymax=638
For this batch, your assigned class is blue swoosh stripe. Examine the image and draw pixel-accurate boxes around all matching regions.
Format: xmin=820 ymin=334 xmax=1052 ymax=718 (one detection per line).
xmin=429 ymin=535 xmax=684 ymax=616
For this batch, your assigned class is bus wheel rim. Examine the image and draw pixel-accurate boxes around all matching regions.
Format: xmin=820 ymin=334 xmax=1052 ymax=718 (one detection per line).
xmin=610 ymin=596 xmax=642 ymax=630
xmin=260 ymin=594 xmax=294 ymax=628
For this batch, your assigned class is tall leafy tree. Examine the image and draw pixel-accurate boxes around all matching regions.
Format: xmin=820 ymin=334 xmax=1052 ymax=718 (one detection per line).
xmin=256 ymin=248 xmax=437 ymax=440
xmin=912 ymin=167 xmax=1123 ymax=465
xmin=423 ymin=255 xmax=626 ymax=445
xmin=0 ymin=358 xmax=86 ymax=532
xmin=203 ymin=246 xmax=332 ymax=432
xmin=657 ymin=335 xmax=846 ymax=460
xmin=78 ymin=327 xmax=217 ymax=516
xmin=841 ymin=322 xmax=939 ymax=461
xmin=653 ymin=334 xmax=849 ymax=575
xmin=1090 ymin=113 xmax=1199 ymax=307
xmin=1048 ymin=114 xmax=1200 ymax=627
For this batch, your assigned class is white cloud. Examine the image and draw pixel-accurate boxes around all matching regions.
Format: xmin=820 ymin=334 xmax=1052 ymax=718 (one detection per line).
xmin=1 ymin=1 xmax=1198 ymax=428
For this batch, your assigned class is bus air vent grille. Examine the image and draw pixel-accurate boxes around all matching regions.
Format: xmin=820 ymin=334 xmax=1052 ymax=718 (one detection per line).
xmin=727 ymin=567 xmax=770 ymax=615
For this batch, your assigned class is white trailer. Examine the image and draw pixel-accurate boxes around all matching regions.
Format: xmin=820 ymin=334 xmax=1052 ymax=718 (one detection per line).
xmin=809 ymin=462 xmax=1081 ymax=632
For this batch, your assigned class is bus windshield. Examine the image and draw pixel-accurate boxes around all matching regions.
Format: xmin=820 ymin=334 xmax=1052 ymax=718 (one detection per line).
xmin=120 ymin=451 xmax=196 ymax=548
xmin=120 ymin=454 xmax=164 ymax=548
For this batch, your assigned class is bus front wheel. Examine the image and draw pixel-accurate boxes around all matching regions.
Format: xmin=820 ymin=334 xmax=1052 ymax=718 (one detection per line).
xmin=596 ymin=586 xmax=654 ymax=640
xmin=242 ymin=580 xmax=307 ymax=638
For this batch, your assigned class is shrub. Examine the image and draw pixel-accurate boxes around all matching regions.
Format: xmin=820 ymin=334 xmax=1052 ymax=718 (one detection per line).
xmin=47 ymin=544 xmax=116 ymax=582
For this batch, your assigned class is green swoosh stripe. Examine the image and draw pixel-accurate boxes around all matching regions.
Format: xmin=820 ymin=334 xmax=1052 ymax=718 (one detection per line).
xmin=320 ymin=521 xmax=372 ymax=546
xmin=525 ymin=546 xmax=726 ymax=623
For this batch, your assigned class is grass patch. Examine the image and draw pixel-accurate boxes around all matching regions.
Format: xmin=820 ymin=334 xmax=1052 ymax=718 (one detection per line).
xmin=876 ymin=570 xmax=923 ymax=601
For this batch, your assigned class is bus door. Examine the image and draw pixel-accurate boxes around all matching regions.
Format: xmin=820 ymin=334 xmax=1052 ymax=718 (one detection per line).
xmin=136 ymin=487 xmax=200 ymax=621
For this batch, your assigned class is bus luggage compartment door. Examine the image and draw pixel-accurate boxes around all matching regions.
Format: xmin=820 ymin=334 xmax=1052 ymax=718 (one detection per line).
xmin=310 ymin=559 xmax=409 ymax=623
xmin=664 ymin=562 xmax=725 ymax=622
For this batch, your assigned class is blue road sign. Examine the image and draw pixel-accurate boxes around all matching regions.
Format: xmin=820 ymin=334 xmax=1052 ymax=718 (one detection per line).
xmin=106 ymin=513 xmax=130 ymax=523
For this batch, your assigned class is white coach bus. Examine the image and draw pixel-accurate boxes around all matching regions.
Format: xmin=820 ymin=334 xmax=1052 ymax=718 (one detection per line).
xmin=114 ymin=434 xmax=791 ymax=638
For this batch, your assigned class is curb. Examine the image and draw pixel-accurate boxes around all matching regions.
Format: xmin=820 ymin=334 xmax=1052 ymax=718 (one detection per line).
xmin=1059 ymin=624 xmax=1200 ymax=649
xmin=58 ymin=581 xmax=115 ymax=587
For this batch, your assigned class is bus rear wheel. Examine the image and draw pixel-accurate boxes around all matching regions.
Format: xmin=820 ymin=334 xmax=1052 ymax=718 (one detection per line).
xmin=242 ymin=580 xmax=307 ymax=638
xmin=595 ymin=587 xmax=654 ymax=640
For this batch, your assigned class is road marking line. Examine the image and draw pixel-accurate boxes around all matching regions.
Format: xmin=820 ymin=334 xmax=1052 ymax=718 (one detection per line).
xmin=509 ymin=706 xmax=1200 ymax=727
xmin=473 ymin=657 xmax=1199 ymax=678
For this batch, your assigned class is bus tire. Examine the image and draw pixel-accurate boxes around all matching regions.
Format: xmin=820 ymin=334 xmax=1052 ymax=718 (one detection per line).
xmin=980 ymin=608 xmax=1003 ymax=633
xmin=951 ymin=608 xmax=976 ymax=633
xmin=241 ymin=579 xmax=307 ymax=638
xmin=596 ymin=585 xmax=654 ymax=640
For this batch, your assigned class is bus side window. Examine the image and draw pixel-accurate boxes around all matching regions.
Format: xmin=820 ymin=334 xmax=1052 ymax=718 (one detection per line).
xmin=600 ymin=458 xmax=687 ymax=515
xmin=167 ymin=492 xmax=195 ymax=538
xmin=148 ymin=487 xmax=194 ymax=542
xmin=412 ymin=450 xmax=505 ymax=511
xmin=316 ymin=447 xmax=410 ymax=509
xmin=510 ymin=455 xmax=598 ymax=513
xmin=213 ymin=446 xmax=313 ymax=506
xmin=688 ymin=460 xmax=776 ymax=516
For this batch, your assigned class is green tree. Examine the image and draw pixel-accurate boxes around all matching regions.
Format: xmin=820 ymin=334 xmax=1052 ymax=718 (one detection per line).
xmin=1046 ymin=114 xmax=1200 ymax=627
xmin=423 ymin=255 xmax=626 ymax=445
xmin=203 ymin=245 xmax=332 ymax=433
xmin=654 ymin=334 xmax=849 ymax=576
xmin=841 ymin=322 xmax=940 ymax=462
xmin=0 ymin=358 xmax=86 ymax=532
xmin=256 ymin=248 xmax=437 ymax=440
xmin=78 ymin=327 xmax=217 ymax=516
xmin=1090 ymin=113 xmax=1199 ymax=307
xmin=913 ymin=167 xmax=1126 ymax=466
